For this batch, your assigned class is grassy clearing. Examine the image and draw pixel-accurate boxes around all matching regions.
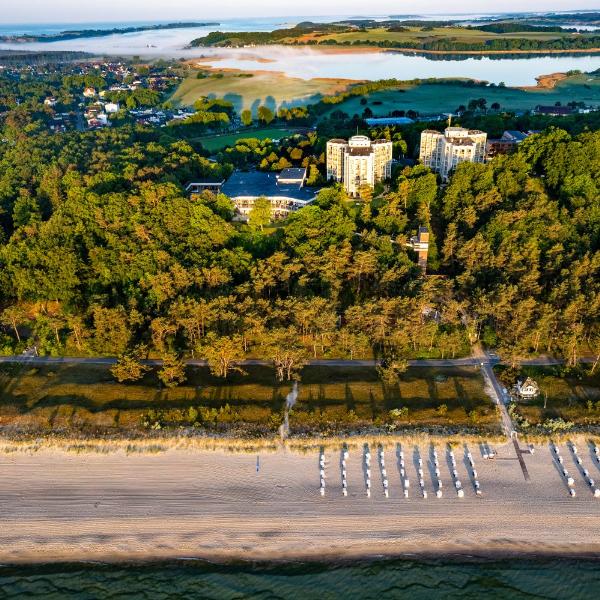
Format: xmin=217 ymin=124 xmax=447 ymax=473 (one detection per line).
xmin=191 ymin=126 xmax=303 ymax=152
xmin=0 ymin=363 xmax=497 ymax=434
xmin=301 ymin=26 xmax=592 ymax=46
xmin=323 ymin=73 xmax=600 ymax=117
xmin=170 ymin=69 xmax=352 ymax=112
xmin=496 ymin=365 xmax=600 ymax=426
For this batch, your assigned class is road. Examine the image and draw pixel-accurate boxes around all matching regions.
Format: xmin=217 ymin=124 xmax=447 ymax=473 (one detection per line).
xmin=0 ymin=355 xmax=591 ymax=368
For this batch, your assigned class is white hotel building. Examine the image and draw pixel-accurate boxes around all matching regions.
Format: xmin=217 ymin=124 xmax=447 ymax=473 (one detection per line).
xmin=419 ymin=126 xmax=487 ymax=180
xmin=326 ymin=136 xmax=393 ymax=197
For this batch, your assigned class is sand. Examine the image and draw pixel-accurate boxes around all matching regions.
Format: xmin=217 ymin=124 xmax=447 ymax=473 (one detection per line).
xmin=2 ymin=441 xmax=600 ymax=563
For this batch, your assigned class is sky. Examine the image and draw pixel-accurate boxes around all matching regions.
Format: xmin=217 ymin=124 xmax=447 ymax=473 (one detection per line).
xmin=2 ymin=0 xmax=596 ymax=24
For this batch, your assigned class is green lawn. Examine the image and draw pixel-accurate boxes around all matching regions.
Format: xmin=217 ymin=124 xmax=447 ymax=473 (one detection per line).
xmin=323 ymin=73 xmax=600 ymax=117
xmin=495 ymin=365 xmax=600 ymax=427
xmin=303 ymin=26 xmax=592 ymax=46
xmin=0 ymin=364 xmax=497 ymax=434
xmin=192 ymin=126 xmax=303 ymax=151
xmin=170 ymin=70 xmax=350 ymax=112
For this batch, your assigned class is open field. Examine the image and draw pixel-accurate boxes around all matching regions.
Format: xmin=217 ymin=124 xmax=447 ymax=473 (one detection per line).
xmin=3 ymin=440 xmax=600 ymax=563
xmin=0 ymin=363 xmax=496 ymax=434
xmin=191 ymin=126 xmax=304 ymax=152
xmin=298 ymin=26 xmax=585 ymax=46
xmin=170 ymin=69 xmax=352 ymax=112
xmin=323 ymin=72 xmax=600 ymax=117
xmin=497 ymin=366 xmax=600 ymax=427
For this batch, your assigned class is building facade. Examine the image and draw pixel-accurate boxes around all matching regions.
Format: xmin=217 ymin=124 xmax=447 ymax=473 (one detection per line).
xmin=326 ymin=136 xmax=393 ymax=197
xmin=419 ymin=127 xmax=487 ymax=180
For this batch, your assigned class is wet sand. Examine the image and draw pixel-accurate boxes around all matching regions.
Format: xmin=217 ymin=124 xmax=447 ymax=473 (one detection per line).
xmin=2 ymin=441 xmax=600 ymax=563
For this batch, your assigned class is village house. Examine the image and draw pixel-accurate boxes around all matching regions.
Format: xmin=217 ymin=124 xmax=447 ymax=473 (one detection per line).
xmin=515 ymin=377 xmax=540 ymax=401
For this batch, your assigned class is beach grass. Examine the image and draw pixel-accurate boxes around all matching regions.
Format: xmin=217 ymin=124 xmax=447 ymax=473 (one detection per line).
xmin=0 ymin=363 xmax=497 ymax=434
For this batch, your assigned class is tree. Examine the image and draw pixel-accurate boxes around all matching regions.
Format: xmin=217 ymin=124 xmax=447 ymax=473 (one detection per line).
xmin=257 ymin=106 xmax=274 ymax=124
xmin=248 ymin=197 xmax=272 ymax=231
xmin=158 ymin=353 xmax=187 ymax=388
xmin=260 ymin=328 xmax=309 ymax=381
xmin=111 ymin=347 xmax=150 ymax=383
xmin=0 ymin=305 xmax=28 ymax=343
xmin=241 ymin=109 xmax=253 ymax=126
xmin=200 ymin=334 xmax=246 ymax=378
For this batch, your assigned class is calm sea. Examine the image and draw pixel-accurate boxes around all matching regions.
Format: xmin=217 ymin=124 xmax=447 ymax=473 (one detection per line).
xmin=0 ymin=558 xmax=599 ymax=599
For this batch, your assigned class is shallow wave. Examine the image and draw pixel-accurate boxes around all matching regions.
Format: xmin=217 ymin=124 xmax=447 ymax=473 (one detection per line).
xmin=1 ymin=558 xmax=599 ymax=599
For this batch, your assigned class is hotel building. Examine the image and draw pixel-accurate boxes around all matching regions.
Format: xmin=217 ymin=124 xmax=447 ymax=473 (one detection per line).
xmin=419 ymin=127 xmax=487 ymax=180
xmin=326 ymin=136 xmax=393 ymax=197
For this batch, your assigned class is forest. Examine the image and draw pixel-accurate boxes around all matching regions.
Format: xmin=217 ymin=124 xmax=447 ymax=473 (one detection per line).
xmin=0 ymin=100 xmax=598 ymax=386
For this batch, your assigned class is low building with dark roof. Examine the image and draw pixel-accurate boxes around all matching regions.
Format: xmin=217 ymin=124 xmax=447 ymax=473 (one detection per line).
xmin=533 ymin=105 xmax=574 ymax=117
xmin=220 ymin=170 xmax=321 ymax=220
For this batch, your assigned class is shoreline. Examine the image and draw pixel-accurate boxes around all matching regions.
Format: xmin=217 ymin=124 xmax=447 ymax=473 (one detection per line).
xmin=4 ymin=544 xmax=600 ymax=566
xmin=2 ymin=443 xmax=600 ymax=564
xmin=193 ymin=43 xmax=600 ymax=56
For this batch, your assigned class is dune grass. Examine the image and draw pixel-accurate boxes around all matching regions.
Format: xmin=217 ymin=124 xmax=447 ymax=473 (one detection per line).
xmin=0 ymin=363 xmax=497 ymax=434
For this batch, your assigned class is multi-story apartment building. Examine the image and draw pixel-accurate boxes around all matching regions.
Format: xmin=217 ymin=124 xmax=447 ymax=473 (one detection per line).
xmin=326 ymin=135 xmax=393 ymax=197
xmin=419 ymin=126 xmax=487 ymax=180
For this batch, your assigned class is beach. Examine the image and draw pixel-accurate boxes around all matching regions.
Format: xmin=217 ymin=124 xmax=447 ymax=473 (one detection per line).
xmin=2 ymin=440 xmax=600 ymax=564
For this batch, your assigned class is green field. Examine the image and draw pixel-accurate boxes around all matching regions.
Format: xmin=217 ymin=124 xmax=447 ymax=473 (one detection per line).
xmin=0 ymin=363 xmax=497 ymax=434
xmin=323 ymin=73 xmax=600 ymax=117
xmin=192 ymin=126 xmax=303 ymax=152
xmin=305 ymin=26 xmax=588 ymax=46
xmin=496 ymin=366 xmax=600 ymax=428
xmin=170 ymin=70 xmax=350 ymax=112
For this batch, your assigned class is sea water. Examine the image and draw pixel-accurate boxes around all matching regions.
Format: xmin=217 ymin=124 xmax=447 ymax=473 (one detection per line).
xmin=0 ymin=558 xmax=599 ymax=599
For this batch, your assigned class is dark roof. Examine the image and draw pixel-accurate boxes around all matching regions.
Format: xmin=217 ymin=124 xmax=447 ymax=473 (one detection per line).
xmin=348 ymin=147 xmax=372 ymax=156
xmin=278 ymin=167 xmax=306 ymax=181
xmin=222 ymin=171 xmax=320 ymax=201
xmin=502 ymin=130 xmax=528 ymax=142
xmin=535 ymin=105 xmax=573 ymax=115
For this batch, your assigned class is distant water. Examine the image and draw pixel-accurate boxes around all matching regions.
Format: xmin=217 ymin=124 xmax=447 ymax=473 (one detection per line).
xmin=1 ymin=558 xmax=600 ymax=599
xmin=0 ymin=16 xmax=599 ymax=85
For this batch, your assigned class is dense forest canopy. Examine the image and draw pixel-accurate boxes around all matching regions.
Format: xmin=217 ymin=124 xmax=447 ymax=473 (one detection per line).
xmin=0 ymin=118 xmax=598 ymax=375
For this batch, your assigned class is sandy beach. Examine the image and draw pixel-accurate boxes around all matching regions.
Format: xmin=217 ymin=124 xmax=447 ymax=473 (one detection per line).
xmin=1 ymin=439 xmax=600 ymax=564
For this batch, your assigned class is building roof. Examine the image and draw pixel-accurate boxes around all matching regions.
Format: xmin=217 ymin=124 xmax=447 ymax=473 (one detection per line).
xmin=278 ymin=167 xmax=306 ymax=182
xmin=221 ymin=170 xmax=320 ymax=201
xmin=348 ymin=147 xmax=372 ymax=156
xmin=535 ymin=105 xmax=573 ymax=115
xmin=502 ymin=130 xmax=528 ymax=142
xmin=447 ymin=137 xmax=477 ymax=146
xmin=365 ymin=117 xmax=414 ymax=126
xmin=328 ymin=138 xmax=347 ymax=144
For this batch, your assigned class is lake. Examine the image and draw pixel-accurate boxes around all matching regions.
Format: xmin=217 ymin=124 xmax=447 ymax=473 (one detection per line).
xmin=0 ymin=17 xmax=599 ymax=86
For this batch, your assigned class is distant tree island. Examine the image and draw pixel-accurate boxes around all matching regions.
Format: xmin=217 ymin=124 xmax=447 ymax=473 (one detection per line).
xmin=1 ymin=22 xmax=221 ymax=44
xmin=190 ymin=19 xmax=600 ymax=54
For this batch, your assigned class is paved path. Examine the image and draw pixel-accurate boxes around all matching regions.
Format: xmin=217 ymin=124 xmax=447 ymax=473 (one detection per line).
xmin=0 ymin=355 xmax=592 ymax=368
